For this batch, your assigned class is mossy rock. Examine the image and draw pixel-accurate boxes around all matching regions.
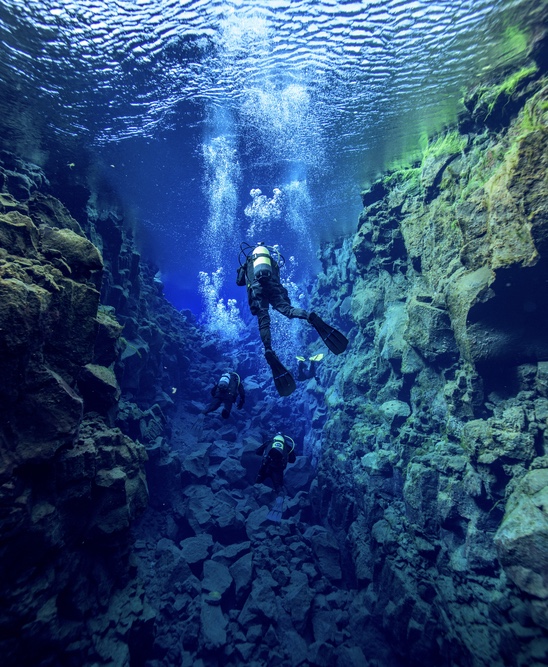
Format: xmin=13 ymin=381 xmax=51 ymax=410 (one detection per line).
xmin=494 ymin=467 xmax=548 ymax=600
xmin=0 ymin=211 xmax=39 ymax=257
xmin=40 ymin=227 xmax=103 ymax=277
xmin=464 ymin=64 xmax=539 ymax=129
xmin=27 ymin=192 xmax=84 ymax=235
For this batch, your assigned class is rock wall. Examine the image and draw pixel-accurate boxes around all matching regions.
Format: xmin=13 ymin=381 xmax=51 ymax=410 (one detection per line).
xmin=0 ymin=144 xmax=349 ymax=667
xmin=0 ymin=150 xmax=215 ymax=666
xmin=307 ymin=62 xmax=548 ymax=666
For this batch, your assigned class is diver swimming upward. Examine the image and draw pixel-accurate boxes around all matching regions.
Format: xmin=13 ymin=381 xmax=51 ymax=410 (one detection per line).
xmin=236 ymin=241 xmax=348 ymax=397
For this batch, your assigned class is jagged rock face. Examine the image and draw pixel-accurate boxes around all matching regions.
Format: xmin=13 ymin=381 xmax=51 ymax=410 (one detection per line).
xmin=307 ymin=70 xmax=548 ymax=666
xmin=0 ymin=180 xmax=103 ymax=465
xmin=0 ymin=155 xmax=155 ymax=665
xmin=1 ymin=147 xmax=302 ymax=666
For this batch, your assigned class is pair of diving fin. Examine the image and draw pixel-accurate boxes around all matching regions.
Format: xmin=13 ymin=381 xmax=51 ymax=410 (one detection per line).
xmin=267 ymin=494 xmax=285 ymax=522
xmin=265 ymin=349 xmax=297 ymax=397
xmin=308 ymin=312 xmax=349 ymax=355
xmin=265 ymin=314 xmax=347 ymax=396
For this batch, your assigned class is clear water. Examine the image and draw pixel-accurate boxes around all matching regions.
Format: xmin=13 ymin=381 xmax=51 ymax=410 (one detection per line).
xmin=0 ymin=0 xmax=542 ymax=324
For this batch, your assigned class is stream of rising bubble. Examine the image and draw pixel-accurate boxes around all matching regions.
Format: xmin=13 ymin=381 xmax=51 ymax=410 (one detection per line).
xmin=199 ymin=17 xmax=322 ymax=342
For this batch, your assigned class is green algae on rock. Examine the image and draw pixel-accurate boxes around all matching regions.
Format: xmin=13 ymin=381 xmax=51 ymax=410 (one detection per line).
xmin=310 ymin=64 xmax=548 ymax=666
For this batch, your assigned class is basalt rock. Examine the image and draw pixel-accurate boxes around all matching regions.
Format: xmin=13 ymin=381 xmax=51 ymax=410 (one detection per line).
xmin=0 ymin=151 xmax=187 ymax=666
xmin=494 ymin=464 xmax=548 ymax=609
xmin=308 ymin=67 xmax=548 ymax=667
xmin=130 ymin=422 xmax=390 ymax=667
xmin=0 ymin=143 xmax=329 ymax=667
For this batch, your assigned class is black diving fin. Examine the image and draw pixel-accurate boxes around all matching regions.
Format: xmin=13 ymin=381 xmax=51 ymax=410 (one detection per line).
xmin=308 ymin=312 xmax=349 ymax=355
xmin=265 ymin=350 xmax=296 ymax=397
xmin=267 ymin=494 xmax=284 ymax=522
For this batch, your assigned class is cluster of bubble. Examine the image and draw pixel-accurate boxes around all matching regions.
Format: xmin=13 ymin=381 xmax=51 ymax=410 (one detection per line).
xmin=198 ymin=268 xmax=245 ymax=342
xmin=201 ymin=134 xmax=241 ymax=266
xmin=284 ymin=180 xmax=311 ymax=235
xmin=240 ymin=83 xmax=323 ymax=173
xmin=244 ymin=187 xmax=283 ymax=237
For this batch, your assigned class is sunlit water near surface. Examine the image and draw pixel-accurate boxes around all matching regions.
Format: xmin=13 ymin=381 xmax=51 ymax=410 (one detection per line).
xmin=0 ymin=0 xmax=543 ymax=332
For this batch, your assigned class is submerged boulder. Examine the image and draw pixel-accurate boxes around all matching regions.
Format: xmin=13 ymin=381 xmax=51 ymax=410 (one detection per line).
xmin=78 ymin=363 xmax=121 ymax=414
xmin=494 ymin=466 xmax=548 ymax=604
xmin=40 ymin=226 xmax=103 ymax=277
xmin=14 ymin=367 xmax=84 ymax=463
xmin=0 ymin=210 xmax=39 ymax=256
xmin=304 ymin=525 xmax=342 ymax=582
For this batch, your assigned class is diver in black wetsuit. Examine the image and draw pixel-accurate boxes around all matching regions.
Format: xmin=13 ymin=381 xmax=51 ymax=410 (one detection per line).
xmin=236 ymin=241 xmax=348 ymax=397
xmin=202 ymin=371 xmax=245 ymax=419
xmin=296 ymin=353 xmax=323 ymax=381
xmin=255 ymin=433 xmax=296 ymax=493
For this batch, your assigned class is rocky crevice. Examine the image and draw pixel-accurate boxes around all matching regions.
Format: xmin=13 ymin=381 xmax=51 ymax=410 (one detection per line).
xmin=0 ymin=150 xmax=211 ymax=665
xmin=306 ymin=65 xmax=548 ymax=667
xmin=0 ymin=148 xmax=364 ymax=667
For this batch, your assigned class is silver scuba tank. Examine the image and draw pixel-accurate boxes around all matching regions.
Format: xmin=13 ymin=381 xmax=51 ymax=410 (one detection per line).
xmin=252 ymin=244 xmax=272 ymax=282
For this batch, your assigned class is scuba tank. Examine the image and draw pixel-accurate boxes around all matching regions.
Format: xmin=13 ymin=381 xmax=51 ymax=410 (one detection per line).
xmin=267 ymin=433 xmax=295 ymax=467
xmin=271 ymin=433 xmax=285 ymax=452
xmin=251 ymin=244 xmax=273 ymax=282
xmin=237 ymin=241 xmax=285 ymax=286
xmin=268 ymin=434 xmax=286 ymax=466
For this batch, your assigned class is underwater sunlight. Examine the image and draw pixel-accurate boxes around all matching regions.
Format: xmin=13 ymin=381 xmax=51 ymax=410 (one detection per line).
xmin=0 ymin=1 xmax=547 ymax=666
xmin=0 ymin=0 xmax=542 ymax=326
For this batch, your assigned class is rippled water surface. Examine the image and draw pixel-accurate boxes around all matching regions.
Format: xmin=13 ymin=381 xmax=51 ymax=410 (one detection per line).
xmin=0 ymin=0 xmax=543 ymax=313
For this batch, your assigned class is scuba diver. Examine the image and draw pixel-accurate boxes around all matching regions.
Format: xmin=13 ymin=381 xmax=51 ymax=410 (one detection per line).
xmin=296 ymin=353 xmax=324 ymax=381
xmin=255 ymin=433 xmax=296 ymax=521
xmin=236 ymin=241 xmax=348 ymax=397
xmin=202 ymin=371 xmax=245 ymax=419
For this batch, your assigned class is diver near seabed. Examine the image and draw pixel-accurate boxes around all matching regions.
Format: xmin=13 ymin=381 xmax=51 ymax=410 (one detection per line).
xmin=202 ymin=371 xmax=245 ymax=418
xmin=236 ymin=241 xmax=349 ymax=397
xmin=255 ymin=433 xmax=296 ymax=522
xmin=296 ymin=353 xmax=323 ymax=381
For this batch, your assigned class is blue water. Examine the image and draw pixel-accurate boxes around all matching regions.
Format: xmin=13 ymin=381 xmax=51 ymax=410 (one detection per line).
xmin=0 ymin=0 xmax=542 ymax=325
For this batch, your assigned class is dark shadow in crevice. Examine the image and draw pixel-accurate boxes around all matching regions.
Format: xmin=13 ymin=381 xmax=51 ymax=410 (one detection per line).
xmin=469 ymin=263 xmax=548 ymax=395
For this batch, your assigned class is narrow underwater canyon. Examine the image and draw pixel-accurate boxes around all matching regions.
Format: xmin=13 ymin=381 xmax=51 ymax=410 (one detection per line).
xmin=0 ymin=56 xmax=547 ymax=667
